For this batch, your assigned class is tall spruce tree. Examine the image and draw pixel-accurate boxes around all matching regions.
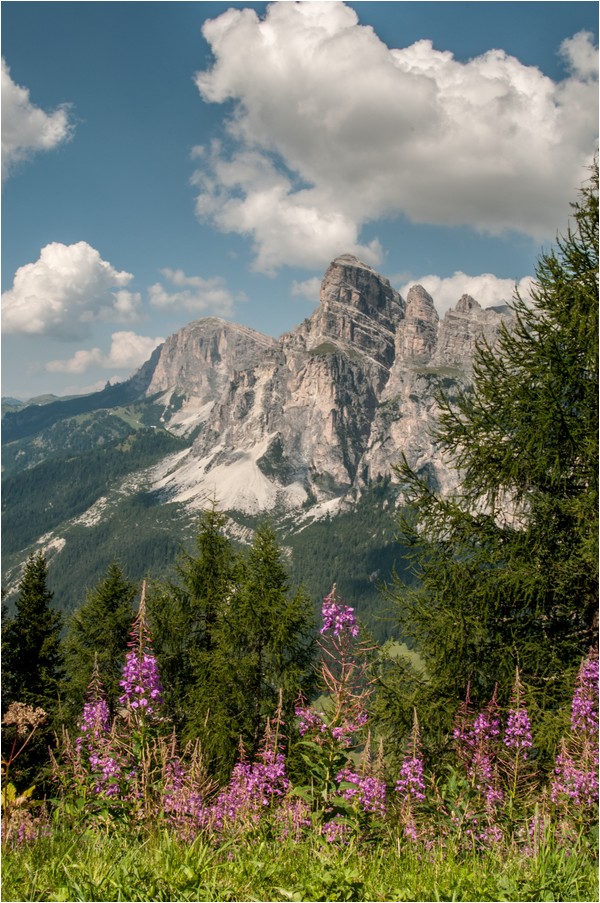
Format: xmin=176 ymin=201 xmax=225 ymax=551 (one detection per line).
xmin=3 ymin=552 xmax=63 ymax=712
xmin=147 ymin=503 xmax=242 ymax=735
xmin=2 ymin=552 xmax=64 ymax=789
xmin=211 ymin=522 xmax=316 ymax=762
xmin=150 ymin=512 xmax=316 ymax=780
xmin=380 ymin=163 xmax=598 ymax=763
xmin=61 ymin=563 xmax=137 ymax=726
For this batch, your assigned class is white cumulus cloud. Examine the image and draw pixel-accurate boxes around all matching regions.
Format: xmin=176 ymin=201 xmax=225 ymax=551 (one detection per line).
xmin=148 ymin=267 xmax=245 ymax=317
xmin=1 ymin=242 xmax=141 ymax=339
xmin=46 ymin=331 xmax=164 ymax=374
xmin=1 ymin=58 xmax=74 ymax=180
xmin=193 ymin=2 xmax=598 ymax=273
xmin=399 ymin=272 xmax=535 ymax=317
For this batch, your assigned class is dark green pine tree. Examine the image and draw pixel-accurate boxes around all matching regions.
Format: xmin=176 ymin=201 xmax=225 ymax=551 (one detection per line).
xmin=2 ymin=552 xmax=64 ymax=790
xmin=148 ymin=503 xmax=242 ymax=737
xmin=210 ymin=522 xmax=316 ymax=765
xmin=3 ymin=552 xmax=64 ymax=713
xmin=380 ymin=163 xmax=598 ymax=764
xmin=61 ymin=563 xmax=138 ymax=727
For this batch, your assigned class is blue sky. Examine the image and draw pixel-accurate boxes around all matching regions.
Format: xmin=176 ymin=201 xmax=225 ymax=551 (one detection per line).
xmin=2 ymin=1 xmax=597 ymax=399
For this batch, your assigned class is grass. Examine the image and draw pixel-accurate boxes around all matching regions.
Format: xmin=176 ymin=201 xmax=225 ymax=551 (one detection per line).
xmin=3 ymin=824 xmax=598 ymax=902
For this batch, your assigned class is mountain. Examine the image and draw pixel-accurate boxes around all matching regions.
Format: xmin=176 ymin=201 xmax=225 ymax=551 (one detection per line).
xmin=148 ymin=255 xmax=511 ymax=513
xmin=1 ymin=255 xmax=512 ymax=631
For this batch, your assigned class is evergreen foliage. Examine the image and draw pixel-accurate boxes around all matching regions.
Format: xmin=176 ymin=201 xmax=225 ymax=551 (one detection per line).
xmin=382 ymin=163 xmax=599 ymax=761
xmin=2 ymin=553 xmax=63 ymax=712
xmin=61 ymin=563 xmax=138 ymax=727
xmin=212 ymin=523 xmax=316 ymax=761
xmin=1 ymin=553 xmax=64 ymax=789
xmin=148 ymin=513 xmax=316 ymax=781
xmin=148 ymin=504 xmax=243 ymax=737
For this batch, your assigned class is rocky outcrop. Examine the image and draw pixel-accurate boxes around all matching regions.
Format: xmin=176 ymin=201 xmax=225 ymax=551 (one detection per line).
xmin=143 ymin=256 xmax=513 ymax=513
xmin=142 ymin=318 xmax=276 ymax=434
xmin=433 ymin=294 xmax=508 ymax=366
xmin=395 ymin=285 xmax=439 ymax=362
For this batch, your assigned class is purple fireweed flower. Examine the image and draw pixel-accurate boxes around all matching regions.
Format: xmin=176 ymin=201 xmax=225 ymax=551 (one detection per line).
xmin=206 ymin=745 xmax=289 ymax=832
xmin=320 ymin=587 xmax=359 ymax=638
xmin=337 ymin=767 xmax=387 ymax=816
xmin=551 ymin=744 xmax=599 ymax=808
xmin=504 ymin=707 xmax=533 ymax=756
xmin=550 ymin=652 xmax=599 ymax=811
xmin=295 ymin=704 xmax=326 ymax=737
xmin=321 ymin=818 xmax=351 ymax=844
xmin=76 ymin=696 xmax=111 ymax=749
xmin=119 ymin=649 xmax=164 ymax=716
xmin=395 ymin=756 xmax=426 ymax=803
xmin=571 ymin=652 xmax=599 ymax=735
xmin=118 ymin=581 xmax=164 ymax=720
xmin=472 ymin=709 xmax=500 ymax=743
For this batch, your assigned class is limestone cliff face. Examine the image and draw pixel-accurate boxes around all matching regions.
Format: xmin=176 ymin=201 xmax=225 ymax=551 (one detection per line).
xmin=142 ymin=318 xmax=276 ymax=434
xmin=433 ymin=295 xmax=508 ymax=366
xmin=142 ymin=256 xmax=512 ymax=513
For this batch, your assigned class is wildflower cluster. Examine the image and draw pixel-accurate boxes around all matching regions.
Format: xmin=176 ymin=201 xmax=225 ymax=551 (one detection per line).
xmin=119 ymin=651 xmax=163 ymax=716
xmin=321 ymin=587 xmax=359 ymax=638
xmin=119 ymin=587 xmax=163 ymax=720
xmin=504 ymin=707 xmax=533 ymax=754
xmin=204 ymin=718 xmax=289 ymax=836
xmin=37 ymin=583 xmax=597 ymax=867
xmin=395 ymin=755 xmax=426 ymax=804
xmin=2 ymin=703 xmax=47 ymax=738
xmin=453 ymin=686 xmax=503 ymax=809
xmin=551 ymin=650 xmax=599 ymax=812
xmin=337 ymin=767 xmax=387 ymax=817
xmin=395 ymin=710 xmax=426 ymax=842
xmin=74 ymin=664 xmax=125 ymax=799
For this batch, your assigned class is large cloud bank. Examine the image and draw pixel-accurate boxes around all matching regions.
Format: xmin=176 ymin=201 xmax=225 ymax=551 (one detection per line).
xmin=1 ymin=58 xmax=74 ymax=180
xmin=193 ymin=1 xmax=598 ymax=273
xmin=1 ymin=242 xmax=141 ymax=340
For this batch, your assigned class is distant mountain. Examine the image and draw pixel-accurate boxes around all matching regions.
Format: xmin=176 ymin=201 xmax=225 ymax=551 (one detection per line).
xmin=147 ymin=254 xmax=511 ymax=513
xmin=1 ymin=255 xmax=512 ymax=631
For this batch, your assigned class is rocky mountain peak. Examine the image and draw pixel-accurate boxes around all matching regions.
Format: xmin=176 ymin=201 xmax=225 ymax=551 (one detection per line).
xmin=293 ymin=255 xmax=404 ymax=371
xmin=320 ymin=255 xmax=404 ymax=324
xmin=455 ymin=293 xmax=481 ymax=313
xmin=145 ymin=318 xmax=275 ymax=398
xmin=405 ymin=284 xmax=438 ymax=319
xmin=141 ymin=317 xmax=276 ymax=435
xmin=395 ymin=284 xmax=439 ymax=362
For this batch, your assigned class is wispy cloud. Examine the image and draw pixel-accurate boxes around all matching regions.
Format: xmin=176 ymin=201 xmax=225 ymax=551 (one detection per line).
xmin=1 ymin=242 xmax=141 ymax=339
xmin=291 ymin=277 xmax=322 ymax=303
xmin=193 ymin=2 xmax=597 ymax=273
xmin=148 ymin=267 xmax=245 ymax=317
xmin=46 ymin=330 xmax=164 ymax=374
xmin=1 ymin=58 xmax=74 ymax=180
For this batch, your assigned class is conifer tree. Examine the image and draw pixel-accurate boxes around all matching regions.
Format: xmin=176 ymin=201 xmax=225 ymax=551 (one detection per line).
xmin=215 ymin=522 xmax=316 ymax=761
xmin=151 ymin=513 xmax=316 ymax=780
xmin=147 ymin=503 xmax=242 ymax=734
xmin=2 ymin=552 xmax=63 ymax=789
xmin=3 ymin=552 xmax=63 ymax=712
xmin=61 ymin=563 xmax=137 ymax=726
xmin=383 ymin=163 xmax=598 ymax=762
